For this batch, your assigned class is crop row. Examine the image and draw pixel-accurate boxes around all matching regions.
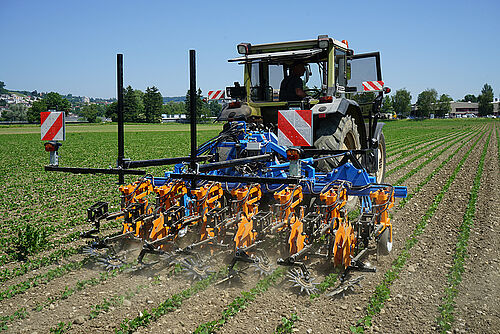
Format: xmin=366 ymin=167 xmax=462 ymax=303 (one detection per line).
xmin=351 ymin=127 xmax=488 ymax=332
xmin=436 ymin=130 xmax=491 ymax=332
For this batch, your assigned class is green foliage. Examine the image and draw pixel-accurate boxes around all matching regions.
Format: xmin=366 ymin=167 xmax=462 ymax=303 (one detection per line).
xmin=275 ymin=313 xmax=299 ymax=334
xmin=124 ymin=86 xmax=145 ymax=122
xmin=0 ymin=104 xmax=27 ymax=122
xmin=26 ymin=92 xmax=71 ymax=123
xmin=391 ymin=89 xmax=412 ymax=117
xmin=14 ymin=223 xmax=49 ymax=261
xmin=0 ymin=81 xmax=8 ymax=94
xmin=380 ymin=95 xmax=393 ymax=114
xmin=478 ymin=83 xmax=494 ymax=116
xmin=185 ymin=88 xmax=211 ymax=122
xmin=27 ymin=100 xmax=47 ymax=123
xmin=81 ymin=104 xmax=100 ymax=123
xmin=106 ymin=101 xmax=118 ymax=121
xmin=143 ymin=86 xmax=163 ymax=123
xmin=415 ymin=88 xmax=437 ymax=118
xmin=462 ymin=94 xmax=478 ymax=103
xmin=43 ymin=92 xmax=72 ymax=112
xmin=437 ymin=131 xmax=490 ymax=333
xmin=435 ymin=94 xmax=452 ymax=118
xmin=49 ymin=321 xmax=72 ymax=333
xmin=162 ymin=101 xmax=185 ymax=115
xmin=0 ymin=308 xmax=27 ymax=331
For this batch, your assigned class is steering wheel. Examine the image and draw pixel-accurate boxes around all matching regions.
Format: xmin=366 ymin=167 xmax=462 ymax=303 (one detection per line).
xmin=304 ymin=88 xmax=322 ymax=99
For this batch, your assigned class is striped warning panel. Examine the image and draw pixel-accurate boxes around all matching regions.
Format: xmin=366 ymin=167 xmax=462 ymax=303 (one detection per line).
xmin=208 ymin=90 xmax=225 ymax=100
xmin=362 ymin=80 xmax=384 ymax=92
xmin=41 ymin=111 xmax=65 ymax=141
xmin=278 ymin=109 xmax=313 ymax=147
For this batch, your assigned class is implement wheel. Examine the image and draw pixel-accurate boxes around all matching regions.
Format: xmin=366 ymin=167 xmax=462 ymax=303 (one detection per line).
xmin=314 ymin=114 xmax=361 ymax=210
xmin=378 ymin=226 xmax=392 ymax=255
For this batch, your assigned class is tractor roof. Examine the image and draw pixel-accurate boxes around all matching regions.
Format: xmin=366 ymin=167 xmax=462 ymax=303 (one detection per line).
xmin=228 ymin=36 xmax=348 ymax=64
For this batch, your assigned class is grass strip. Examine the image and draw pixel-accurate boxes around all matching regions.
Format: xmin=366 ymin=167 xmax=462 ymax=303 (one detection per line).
xmin=394 ymin=130 xmax=474 ymax=186
xmin=349 ymin=128 xmax=485 ymax=333
xmin=115 ymin=268 xmax=227 ymax=334
xmin=436 ymin=131 xmax=491 ymax=333
xmin=193 ymin=267 xmax=286 ymax=334
xmin=275 ymin=313 xmax=299 ymax=334
xmin=397 ymin=130 xmax=483 ymax=209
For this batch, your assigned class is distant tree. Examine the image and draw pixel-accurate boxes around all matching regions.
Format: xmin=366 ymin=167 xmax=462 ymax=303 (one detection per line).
xmin=81 ymin=104 xmax=100 ymax=123
xmin=163 ymin=101 xmax=185 ymax=115
xmin=478 ymin=83 xmax=494 ymax=116
xmin=123 ymin=86 xmax=144 ymax=122
xmin=143 ymin=86 xmax=163 ymax=123
xmin=416 ymin=89 xmax=438 ymax=118
xmin=392 ymin=89 xmax=412 ymax=117
xmin=380 ymin=95 xmax=393 ymax=114
xmin=27 ymin=100 xmax=47 ymax=123
xmin=351 ymin=92 xmax=376 ymax=104
xmin=43 ymin=92 xmax=71 ymax=113
xmin=435 ymin=94 xmax=452 ymax=118
xmin=208 ymin=101 xmax=222 ymax=117
xmin=0 ymin=81 xmax=8 ymax=94
xmin=185 ymin=88 xmax=209 ymax=122
xmin=462 ymin=94 xmax=478 ymax=103
xmin=0 ymin=104 xmax=28 ymax=122
xmin=105 ymin=102 xmax=118 ymax=121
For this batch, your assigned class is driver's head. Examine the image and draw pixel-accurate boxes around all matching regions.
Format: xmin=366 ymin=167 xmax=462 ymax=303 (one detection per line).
xmin=291 ymin=62 xmax=306 ymax=76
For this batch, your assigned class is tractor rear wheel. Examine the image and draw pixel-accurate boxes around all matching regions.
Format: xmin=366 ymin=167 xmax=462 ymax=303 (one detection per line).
xmin=314 ymin=115 xmax=361 ymax=211
xmin=314 ymin=114 xmax=361 ymax=172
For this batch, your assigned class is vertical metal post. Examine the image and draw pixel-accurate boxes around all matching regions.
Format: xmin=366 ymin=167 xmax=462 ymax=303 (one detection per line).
xmin=189 ymin=50 xmax=197 ymax=189
xmin=117 ymin=54 xmax=125 ymax=184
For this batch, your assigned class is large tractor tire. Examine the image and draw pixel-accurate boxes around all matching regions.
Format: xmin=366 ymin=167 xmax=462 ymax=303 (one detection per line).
xmin=314 ymin=114 xmax=361 ymax=172
xmin=314 ymin=114 xmax=361 ymax=211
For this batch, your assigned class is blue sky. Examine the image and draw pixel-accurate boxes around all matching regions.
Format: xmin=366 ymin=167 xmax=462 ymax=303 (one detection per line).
xmin=1 ymin=0 xmax=499 ymax=102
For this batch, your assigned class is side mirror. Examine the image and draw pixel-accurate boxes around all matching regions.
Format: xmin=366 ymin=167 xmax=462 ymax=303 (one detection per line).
xmin=304 ymin=64 xmax=312 ymax=83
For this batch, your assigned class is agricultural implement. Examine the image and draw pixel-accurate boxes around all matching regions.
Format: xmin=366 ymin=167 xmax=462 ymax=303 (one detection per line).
xmin=44 ymin=36 xmax=406 ymax=295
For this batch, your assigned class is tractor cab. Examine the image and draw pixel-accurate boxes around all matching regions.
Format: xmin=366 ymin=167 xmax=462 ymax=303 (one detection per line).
xmin=220 ymin=35 xmax=384 ymax=126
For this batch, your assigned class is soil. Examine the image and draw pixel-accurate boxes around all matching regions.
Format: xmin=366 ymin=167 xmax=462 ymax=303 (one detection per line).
xmin=1 ymin=123 xmax=498 ymax=334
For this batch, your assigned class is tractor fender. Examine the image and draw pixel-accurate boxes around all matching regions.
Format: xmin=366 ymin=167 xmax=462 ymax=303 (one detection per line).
xmin=367 ymin=122 xmax=385 ymax=142
xmin=312 ymin=98 xmax=367 ymax=148
xmin=217 ymin=104 xmax=255 ymax=122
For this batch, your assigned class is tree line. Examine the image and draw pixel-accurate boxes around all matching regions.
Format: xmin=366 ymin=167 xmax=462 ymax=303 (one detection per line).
xmin=2 ymin=84 xmax=222 ymax=123
xmin=380 ymin=83 xmax=496 ymax=118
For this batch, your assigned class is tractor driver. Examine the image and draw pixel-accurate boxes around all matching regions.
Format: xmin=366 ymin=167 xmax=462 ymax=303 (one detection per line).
xmin=279 ymin=62 xmax=307 ymax=101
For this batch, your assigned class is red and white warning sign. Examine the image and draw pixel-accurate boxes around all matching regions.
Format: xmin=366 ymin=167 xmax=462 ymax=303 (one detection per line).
xmin=41 ymin=111 xmax=65 ymax=141
xmin=207 ymin=90 xmax=225 ymax=100
xmin=278 ymin=109 xmax=313 ymax=147
xmin=362 ymin=80 xmax=384 ymax=92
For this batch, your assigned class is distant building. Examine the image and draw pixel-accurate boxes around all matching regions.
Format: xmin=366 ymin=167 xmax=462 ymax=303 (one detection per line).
xmin=449 ymin=101 xmax=478 ymax=118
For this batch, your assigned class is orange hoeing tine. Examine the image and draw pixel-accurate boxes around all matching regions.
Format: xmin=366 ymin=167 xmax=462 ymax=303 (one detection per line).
xmin=274 ymin=186 xmax=303 ymax=221
xmin=231 ymin=185 xmax=262 ymax=216
xmin=369 ymin=188 xmax=394 ymax=227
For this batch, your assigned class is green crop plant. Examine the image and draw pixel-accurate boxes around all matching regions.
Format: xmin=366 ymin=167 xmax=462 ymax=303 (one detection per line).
xmin=194 ymin=267 xmax=286 ymax=334
xmin=275 ymin=313 xmax=299 ymax=334
xmin=436 ymin=131 xmax=490 ymax=333
xmin=350 ymin=128 xmax=486 ymax=333
xmin=13 ymin=222 xmax=49 ymax=261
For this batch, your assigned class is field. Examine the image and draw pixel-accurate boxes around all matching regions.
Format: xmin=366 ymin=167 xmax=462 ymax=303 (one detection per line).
xmin=0 ymin=119 xmax=498 ymax=333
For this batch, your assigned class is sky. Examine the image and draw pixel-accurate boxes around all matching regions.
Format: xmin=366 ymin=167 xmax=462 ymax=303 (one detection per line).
xmin=1 ymin=0 xmax=499 ymax=102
